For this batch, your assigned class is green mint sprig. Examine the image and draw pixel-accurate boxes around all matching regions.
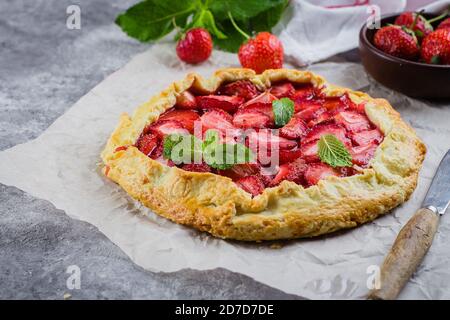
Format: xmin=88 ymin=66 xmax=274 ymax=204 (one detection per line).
xmin=317 ymin=134 xmax=353 ymax=168
xmin=115 ymin=0 xmax=289 ymax=53
xmin=272 ymin=97 xmax=294 ymax=127
xmin=162 ymin=129 xmax=254 ymax=169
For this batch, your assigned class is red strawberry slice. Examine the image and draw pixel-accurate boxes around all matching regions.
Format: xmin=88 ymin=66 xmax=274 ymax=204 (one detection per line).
xmin=235 ymin=175 xmax=265 ymax=196
xmin=181 ymin=163 xmax=211 ymax=173
xmin=279 ymin=117 xmax=308 ymax=139
xmin=197 ymin=95 xmax=244 ymax=113
xmin=304 ymin=163 xmax=340 ymax=186
xmin=353 ymin=102 xmax=366 ymax=114
xmin=278 ymin=148 xmax=303 ymax=164
xmin=302 ymin=123 xmax=350 ymax=145
xmin=241 ymin=91 xmax=277 ymax=109
xmin=269 ymin=158 xmax=307 ymax=186
xmin=334 ymin=110 xmax=371 ymax=133
xmin=295 ymin=104 xmax=326 ymax=122
xmin=220 ymin=80 xmax=259 ymax=100
xmin=158 ymin=109 xmax=200 ymax=133
xmin=218 ymin=163 xmax=261 ymax=180
xmin=200 ymin=109 xmax=238 ymax=136
xmin=244 ymin=103 xmax=275 ymax=124
xmin=293 ymin=99 xmax=322 ymax=113
xmin=323 ymin=94 xmax=356 ymax=112
xmin=233 ymin=109 xmax=271 ymax=129
xmin=270 ymin=82 xmax=295 ymax=98
xmin=136 ymin=133 xmax=159 ymax=156
xmin=351 ymin=142 xmax=378 ymax=166
xmin=148 ymin=120 xmax=188 ymax=137
xmin=176 ymin=91 xmax=197 ymax=109
xmin=301 ymin=140 xmax=319 ymax=163
xmin=307 ymin=111 xmax=333 ymax=127
xmin=248 ymin=129 xmax=297 ymax=151
xmin=149 ymin=142 xmax=163 ymax=160
xmin=351 ymin=129 xmax=383 ymax=146
xmin=293 ymin=84 xmax=315 ymax=101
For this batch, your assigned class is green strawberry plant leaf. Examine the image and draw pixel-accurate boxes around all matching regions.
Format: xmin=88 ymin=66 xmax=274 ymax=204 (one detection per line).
xmin=115 ymin=0 xmax=195 ymax=42
xmin=115 ymin=0 xmax=289 ymax=52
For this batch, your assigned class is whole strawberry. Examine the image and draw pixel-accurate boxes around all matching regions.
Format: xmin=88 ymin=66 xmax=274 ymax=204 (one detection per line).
xmin=176 ymin=28 xmax=212 ymax=64
xmin=395 ymin=12 xmax=433 ymax=41
xmin=374 ymin=25 xmax=419 ymax=60
xmin=438 ymin=17 xmax=450 ymax=30
xmin=421 ymin=29 xmax=450 ymax=64
xmin=238 ymin=32 xmax=283 ymax=74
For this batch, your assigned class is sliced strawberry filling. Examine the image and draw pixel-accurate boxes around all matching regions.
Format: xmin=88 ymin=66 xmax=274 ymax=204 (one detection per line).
xmin=351 ymin=129 xmax=383 ymax=146
xmin=247 ymin=129 xmax=297 ymax=151
xmin=304 ymin=163 xmax=340 ymax=186
xmin=295 ymin=104 xmax=326 ymax=122
xmin=147 ymin=120 xmax=189 ymax=138
xmin=197 ymin=95 xmax=244 ymax=113
xmin=279 ymin=117 xmax=308 ymax=139
xmin=181 ymin=163 xmax=211 ymax=173
xmin=200 ymin=109 xmax=237 ymax=134
xmin=176 ymin=91 xmax=197 ymax=109
xmin=270 ymin=158 xmax=308 ymax=186
xmin=136 ymin=133 xmax=159 ymax=156
xmin=241 ymin=91 xmax=277 ymax=109
xmin=293 ymin=84 xmax=316 ymax=101
xmin=219 ymin=80 xmax=259 ymax=100
xmin=334 ymin=110 xmax=371 ymax=133
xmin=235 ymin=176 xmax=265 ymax=196
xmin=158 ymin=109 xmax=200 ymax=133
xmin=134 ymin=80 xmax=384 ymax=194
xmin=351 ymin=142 xmax=378 ymax=166
xmin=270 ymin=82 xmax=295 ymax=98
xmin=232 ymin=109 xmax=271 ymax=129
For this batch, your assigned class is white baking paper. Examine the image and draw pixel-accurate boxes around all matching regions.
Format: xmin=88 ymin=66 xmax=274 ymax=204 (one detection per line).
xmin=1 ymin=43 xmax=449 ymax=299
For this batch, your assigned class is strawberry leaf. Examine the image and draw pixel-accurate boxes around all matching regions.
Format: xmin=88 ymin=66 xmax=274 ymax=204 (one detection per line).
xmin=317 ymin=134 xmax=353 ymax=168
xmin=115 ymin=0 xmax=195 ymax=42
xmin=272 ymin=98 xmax=294 ymax=127
xmin=209 ymin=0 xmax=287 ymax=21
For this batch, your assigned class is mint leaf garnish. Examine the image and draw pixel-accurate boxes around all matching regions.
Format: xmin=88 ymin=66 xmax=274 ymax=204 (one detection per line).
xmin=163 ymin=134 xmax=202 ymax=164
xmin=202 ymin=130 xmax=255 ymax=170
xmin=317 ymin=134 xmax=353 ymax=168
xmin=272 ymin=98 xmax=294 ymax=127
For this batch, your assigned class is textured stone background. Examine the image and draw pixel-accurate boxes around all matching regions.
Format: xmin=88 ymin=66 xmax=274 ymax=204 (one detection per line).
xmin=0 ymin=0 xmax=303 ymax=299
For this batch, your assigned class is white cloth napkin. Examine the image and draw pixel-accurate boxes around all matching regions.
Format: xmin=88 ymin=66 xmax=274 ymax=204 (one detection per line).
xmin=278 ymin=0 xmax=407 ymax=66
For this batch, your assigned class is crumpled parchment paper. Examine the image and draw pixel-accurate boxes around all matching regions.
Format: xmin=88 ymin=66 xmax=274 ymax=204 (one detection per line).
xmin=1 ymin=43 xmax=449 ymax=299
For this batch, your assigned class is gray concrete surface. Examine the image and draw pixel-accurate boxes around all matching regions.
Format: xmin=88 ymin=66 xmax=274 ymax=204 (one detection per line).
xmin=0 ymin=0 xmax=302 ymax=299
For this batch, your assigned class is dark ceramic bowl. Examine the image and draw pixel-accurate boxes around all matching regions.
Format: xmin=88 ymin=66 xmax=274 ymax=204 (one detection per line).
xmin=359 ymin=13 xmax=450 ymax=99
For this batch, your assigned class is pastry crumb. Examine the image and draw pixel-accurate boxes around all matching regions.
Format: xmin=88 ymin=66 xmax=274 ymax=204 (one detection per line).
xmin=270 ymin=243 xmax=283 ymax=249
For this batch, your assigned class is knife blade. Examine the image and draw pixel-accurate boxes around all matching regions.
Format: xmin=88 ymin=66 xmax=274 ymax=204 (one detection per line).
xmin=422 ymin=149 xmax=450 ymax=215
xmin=368 ymin=149 xmax=450 ymax=300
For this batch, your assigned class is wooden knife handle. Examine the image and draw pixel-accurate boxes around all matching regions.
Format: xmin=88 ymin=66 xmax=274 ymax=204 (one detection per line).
xmin=367 ymin=208 xmax=439 ymax=300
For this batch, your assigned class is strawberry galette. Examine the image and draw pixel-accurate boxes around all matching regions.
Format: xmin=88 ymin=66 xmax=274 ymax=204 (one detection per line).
xmin=101 ymin=68 xmax=425 ymax=241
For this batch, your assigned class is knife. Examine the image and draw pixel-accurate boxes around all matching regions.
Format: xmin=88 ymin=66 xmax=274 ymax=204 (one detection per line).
xmin=368 ymin=149 xmax=450 ymax=300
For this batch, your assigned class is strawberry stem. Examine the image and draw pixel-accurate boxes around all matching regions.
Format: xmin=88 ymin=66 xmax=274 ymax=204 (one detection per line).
xmin=427 ymin=9 xmax=449 ymax=24
xmin=410 ymin=10 xmax=422 ymax=30
xmin=228 ymin=11 xmax=250 ymax=40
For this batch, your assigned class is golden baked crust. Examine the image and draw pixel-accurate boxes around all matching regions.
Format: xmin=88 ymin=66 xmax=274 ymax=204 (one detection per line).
xmin=101 ymin=68 xmax=426 ymax=241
